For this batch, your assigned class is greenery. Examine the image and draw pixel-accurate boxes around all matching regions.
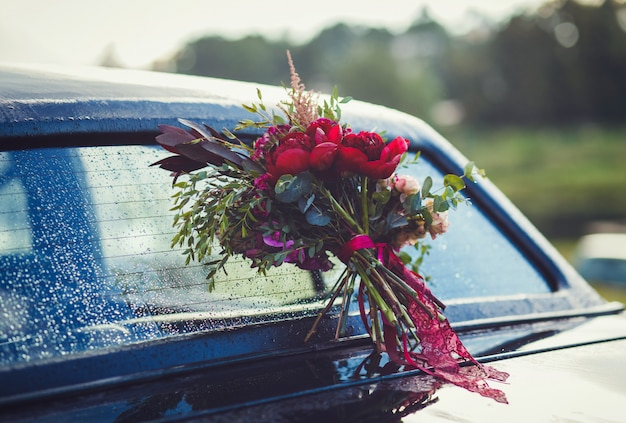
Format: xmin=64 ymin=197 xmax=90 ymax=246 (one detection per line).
xmin=442 ymin=124 xmax=626 ymax=239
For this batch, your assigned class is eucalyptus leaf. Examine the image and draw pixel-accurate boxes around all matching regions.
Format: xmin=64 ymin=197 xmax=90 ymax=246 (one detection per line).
xmin=442 ymin=186 xmax=456 ymax=201
xmin=405 ymin=193 xmax=422 ymax=215
xmin=372 ymin=190 xmax=391 ymax=205
xmin=387 ymin=213 xmax=408 ymax=229
xmin=422 ymin=176 xmax=433 ymax=197
xmin=433 ymin=196 xmax=450 ymax=212
xmin=298 ymin=194 xmax=316 ymax=213
xmin=443 ymin=174 xmax=466 ymax=192
xmin=275 ymin=172 xmax=313 ymax=203
xmin=464 ymin=161 xmax=476 ymax=182
xmin=306 ymin=207 xmax=331 ymax=226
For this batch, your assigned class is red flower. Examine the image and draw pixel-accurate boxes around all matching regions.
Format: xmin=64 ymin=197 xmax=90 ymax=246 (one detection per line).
xmin=335 ymin=132 xmax=409 ymax=179
xmin=310 ymin=142 xmax=339 ymax=171
xmin=342 ymin=131 xmax=385 ymax=160
xmin=306 ymin=118 xmax=344 ymax=144
xmin=262 ymin=120 xmax=409 ymax=182
xmin=359 ymin=136 xmax=410 ymax=179
xmin=266 ymin=131 xmax=314 ymax=181
xmin=306 ymin=119 xmax=346 ymax=173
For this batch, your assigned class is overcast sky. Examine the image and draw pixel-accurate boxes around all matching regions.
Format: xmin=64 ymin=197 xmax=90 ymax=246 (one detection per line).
xmin=1 ymin=0 xmax=547 ymax=69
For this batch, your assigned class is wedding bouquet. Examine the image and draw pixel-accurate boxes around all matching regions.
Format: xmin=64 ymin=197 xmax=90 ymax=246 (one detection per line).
xmin=153 ymin=52 xmax=508 ymax=403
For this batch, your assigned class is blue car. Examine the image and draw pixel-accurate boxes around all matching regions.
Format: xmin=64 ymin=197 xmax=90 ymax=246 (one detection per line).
xmin=1 ymin=64 xmax=625 ymax=422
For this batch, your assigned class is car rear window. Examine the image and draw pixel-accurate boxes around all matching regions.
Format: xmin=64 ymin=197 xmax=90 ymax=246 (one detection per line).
xmin=0 ymin=145 xmax=549 ymax=365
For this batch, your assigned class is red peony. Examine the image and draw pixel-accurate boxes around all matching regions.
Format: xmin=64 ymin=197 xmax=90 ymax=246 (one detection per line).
xmin=342 ymin=131 xmax=386 ymax=160
xmin=263 ymin=120 xmax=409 ymax=182
xmin=359 ymin=136 xmax=410 ymax=180
xmin=265 ymin=131 xmax=314 ymax=181
xmin=310 ymin=142 xmax=339 ymax=171
xmin=306 ymin=118 xmax=344 ymax=144
xmin=335 ymin=132 xmax=410 ymax=180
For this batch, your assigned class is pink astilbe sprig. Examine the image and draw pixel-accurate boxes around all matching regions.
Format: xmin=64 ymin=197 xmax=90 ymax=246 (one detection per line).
xmin=280 ymin=50 xmax=319 ymax=128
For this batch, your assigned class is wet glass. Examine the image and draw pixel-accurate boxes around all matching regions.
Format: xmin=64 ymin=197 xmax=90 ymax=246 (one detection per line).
xmin=398 ymin=157 xmax=550 ymax=300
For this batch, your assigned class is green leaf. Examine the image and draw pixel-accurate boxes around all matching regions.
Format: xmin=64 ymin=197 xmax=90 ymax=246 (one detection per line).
xmin=222 ymin=128 xmax=237 ymax=140
xmin=298 ymin=194 xmax=315 ymax=213
xmin=405 ymin=193 xmax=422 ymax=215
xmin=306 ymin=207 xmax=331 ymax=226
xmin=242 ymin=104 xmax=257 ymax=113
xmin=386 ymin=212 xmax=408 ymax=229
xmin=422 ymin=176 xmax=433 ymax=197
xmin=463 ymin=161 xmax=476 ymax=182
xmin=372 ymin=190 xmax=391 ymax=205
xmin=443 ymin=174 xmax=465 ymax=192
xmin=398 ymin=251 xmax=412 ymax=265
xmin=433 ymin=196 xmax=450 ymax=212
xmin=442 ymin=185 xmax=456 ymax=201
xmin=274 ymin=172 xmax=313 ymax=203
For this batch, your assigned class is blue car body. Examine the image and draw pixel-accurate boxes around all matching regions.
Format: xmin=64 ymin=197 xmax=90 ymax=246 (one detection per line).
xmin=0 ymin=64 xmax=625 ymax=422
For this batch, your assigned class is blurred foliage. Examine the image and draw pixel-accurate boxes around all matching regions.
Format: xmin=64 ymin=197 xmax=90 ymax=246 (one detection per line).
xmin=154 ymin=0 xmax=626 ymax=127
xmin=442 ymin=124 xmax=626 ymax=239
xmin=148 ymin=0 xmax=626 ymax=238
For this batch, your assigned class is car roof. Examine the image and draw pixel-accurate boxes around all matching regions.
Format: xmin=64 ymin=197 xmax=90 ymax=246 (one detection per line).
xmin=0 ymin=63 xmax=437 ymax=148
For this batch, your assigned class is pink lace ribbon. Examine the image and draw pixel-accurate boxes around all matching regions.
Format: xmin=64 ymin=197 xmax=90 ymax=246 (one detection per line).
xmin=337 ymin=235 xmax=510 ymax=403
xmin=381 ymin=246 xmax=509 ymax=403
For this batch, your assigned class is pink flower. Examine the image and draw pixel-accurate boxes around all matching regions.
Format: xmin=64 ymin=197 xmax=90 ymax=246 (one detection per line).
xmin=425 ymin=198 xmax=450 ymax=239
xmin=253 ymin=174 xmax=271 ymax=191
xmin=252 ymin=124 xmax=290 ymax=162
xmin=384 ymin=174 xmax=421 ymax=201
xmin=263 ymin=231 xmax=295 ymax=249
xmin=394 ymin=175 xmax=421 ymax=197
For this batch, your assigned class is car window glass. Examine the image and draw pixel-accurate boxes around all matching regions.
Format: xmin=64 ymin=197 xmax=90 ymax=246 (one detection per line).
xmin=397 ymin=157 xmax=550 ymax=300
xmin=0 ymin=146 xmax=344 ymax=365
xmin=0 ymin=145 xmax=549 ymax=365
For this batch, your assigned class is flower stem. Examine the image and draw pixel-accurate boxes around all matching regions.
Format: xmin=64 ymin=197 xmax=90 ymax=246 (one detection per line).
xmin=304 ymin=274 xmax=349 ymax=342
xmin=361 ymin=176 xmax=369 ymax=235
xmin=321 ymin=185 xmax=364 ymax=233
xmin=356 ymin=264 xmax=398 ymax=328
xmin=336 ymin=273 xmax=356 ymax=339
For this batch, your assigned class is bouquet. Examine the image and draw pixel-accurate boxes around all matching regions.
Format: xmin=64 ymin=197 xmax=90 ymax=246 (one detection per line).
xmin=153 ymin=52 xmax=509 ymax=403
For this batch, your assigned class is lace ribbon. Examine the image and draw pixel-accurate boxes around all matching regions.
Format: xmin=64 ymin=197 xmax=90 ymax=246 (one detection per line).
xmin=338 ymin=235 xmax=510 ymax=403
